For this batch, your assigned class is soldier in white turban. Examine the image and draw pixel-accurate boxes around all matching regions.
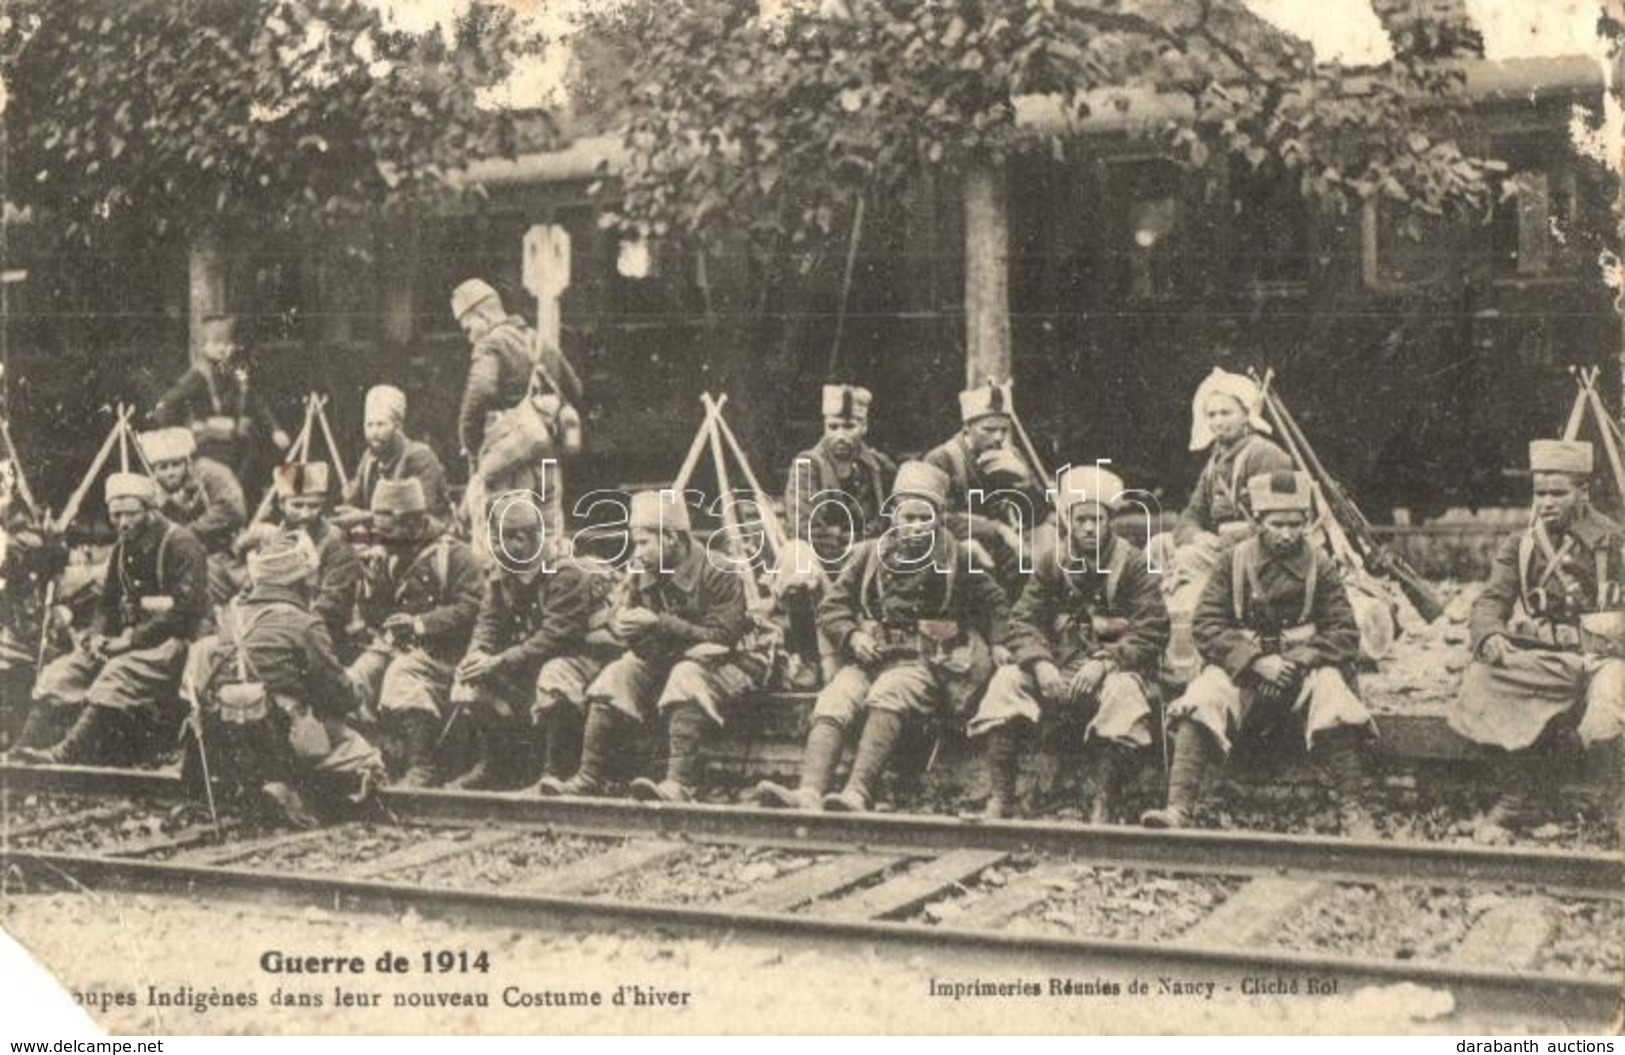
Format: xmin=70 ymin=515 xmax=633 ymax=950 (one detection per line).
xmin=139 ymin=426 xmax=245 ymax=605
xmin=336 ymin=385 xmax=449 ymax=524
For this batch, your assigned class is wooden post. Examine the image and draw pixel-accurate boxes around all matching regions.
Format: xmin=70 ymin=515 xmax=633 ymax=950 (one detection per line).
xmin=188 ymin=232 xmax=227 ymax=364
xmin=523 ymin=224 xmax=571 ymax=352
xmin=963 ymin=157 xmax=1011 ymax=387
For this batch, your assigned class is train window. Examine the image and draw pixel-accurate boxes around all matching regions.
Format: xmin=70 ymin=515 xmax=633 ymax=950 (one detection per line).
xmin=1105 ymin=159 xmax=1191 ymax=300
xmin=1491 ymin=168 xmax=1577 ymax=277
xmin=1231 ymin=167 xmax=1311 ymax=288
xmin=1361 ymin=199 xmax=1453 ymax=290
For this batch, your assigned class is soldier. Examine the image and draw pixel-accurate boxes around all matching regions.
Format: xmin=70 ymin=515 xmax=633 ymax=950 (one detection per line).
xmin=139 ymin=426 xmax=245 ymax=605
xmin=152 ymin=313 xmax=290 ymax=473
xmin=776 ymin=383 xmax=897 ymax=684
xmin=539 ymin=490 xmax=767 ymax=803
xmin=1149 ymin=368 xmax=1293 ymax=682
xmin=265 ymin=462 xmax=361 ymax=644
xmin=11 ymin=473 xmax=207 ymax=765
xmin=452 ymin=279 xmax=582 ymax=547
xmin=923 ymin=381 xmax=1046 ymax=583
xmin=185 ymin=533 xmax=384 ymax=828
xmin=336 ymin=385 xmax=450 ymax=525
xmin=968 ymin=464 xmax=1169 ymax=821
xmin=449 ymin=497 xmax=617 ymax=790
xmin=1142 ymin=471 xmax=1375 ymax=836
xmin=348 ymin=478 xmax=482 ymax=785
xmin=1453 ymin=440 xmax=1625 ymax=843
xmin=753 ymin=462 xmax=1008 ymax=812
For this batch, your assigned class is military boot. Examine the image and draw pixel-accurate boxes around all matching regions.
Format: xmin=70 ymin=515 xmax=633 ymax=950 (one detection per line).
xmin=537 ymin=703 xmax=586 ymax=784
xmin=391 ymin=710 xmax=440 ymax=790
xmin=1315 ymin=726 xmax=1377 ymax=839
xmin=1476 ymin=750 xmax=1544 ymax=845
xmin=630 ymin=703 xmax=711 ymax=803
xmin=445 ymin=708 xmax=505 ymax=791
xmin=1083 ymin=742 xmax=1130 ymax=826
xmin=981 ymin=723 xmax=1022 ymax=820
xmin=6 ymin=705 xmax=65 ymax=758
xmin=260 ymin=781 xmax=321 ymax=830
xmin=824 ymin=709 xmax=905 ymax=813
xmin=753 ymin=717 xmax=843 ymax=810
xmin=13 ymin=705 xmax=118 ymax=766
xmin=1140 ymin=721 xmax=1219 ymax=829
xmin=538 ymin=703 xmax=623 ymax=797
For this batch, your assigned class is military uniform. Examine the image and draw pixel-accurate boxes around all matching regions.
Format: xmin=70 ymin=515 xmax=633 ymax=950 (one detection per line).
xmin=17 ymin=475 xmax=208 ymax=765
xmin=141 ymin=428 xmax=246 ymax=606
xmin=152 ymin=359 xmax=279 ymax=472
xmin=347 ymin=437 xmax=449 ymax=519
xmin=970 ymin=466 xmax=1169 ymax=820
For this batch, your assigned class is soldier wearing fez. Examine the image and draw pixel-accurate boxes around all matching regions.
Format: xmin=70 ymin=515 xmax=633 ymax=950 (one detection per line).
xmin=12 ymin=473 xmax=208 ymax=765
xmin=969 ymin=464 xmax=1169 ymax=822
xmin=449 ymin=497 xmax=618 ymax=791
xmin=1142 ymin=471 xmax=1375 ymax=836
xmin=139 ymin=426 xmax=245 ymax=605
xmin=776 ymin=383 xmax=897 ymax=685
xmin=1454 ymin=439 xmax=1625 ymax=843
xmin=753 ymin=462 xmax=1009 ymax=812
xmin=236 ymin=462 xmax=362 ymax=644
xmin=347 ymin=478 xmax=483 ymax=786
xmin=540 ymin=490 xmax=769 ymax=803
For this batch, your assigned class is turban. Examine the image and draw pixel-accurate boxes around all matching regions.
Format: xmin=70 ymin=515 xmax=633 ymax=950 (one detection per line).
xmin=627 ymin=490 xmax=691 ymax=533
xmin=958 ymin=381 xmax=1015 ymax=424
xmin=1055 ymin=463 xmax=1126 ymax=515
xmin=105 ymin=472 xmax=159 ymax=507
xmin=247 ymin=532 xmax=319 ymax=586
xmin=821 ymin=384 xmax=872 ymax=422
xmin=274 ymin=462 xmax=329 ymax=500
xmin=892 ymin=461 xmax=951 ymax=507
xmin=1246 ymin=471 xmax=1314 ymax=514
xmin=138 ymin=427 xmax=195 ymax=465
xmin=1189 ymin=367 xmax=1272 ymax=452
xmin=364 ymin=385 xmax=407 ymax=423
xmin=371 ymin=477 xmax=427 ymax=515
xmin=451 ymin=278 xmax=500 ymax=320
xmin=1529 ymin=440 xmax=1593 ymax=477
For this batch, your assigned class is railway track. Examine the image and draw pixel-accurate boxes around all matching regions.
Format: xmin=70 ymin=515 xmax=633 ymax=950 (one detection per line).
xmin=4 ymin=762 xmax=1622 ymax=1029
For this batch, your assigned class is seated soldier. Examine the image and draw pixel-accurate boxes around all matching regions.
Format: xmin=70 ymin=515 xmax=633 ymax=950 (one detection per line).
xmin=1142 ymin=471 xmax=1375 ymax=836
xmin=1452 ymin=440 xmax=1625 ymax=843
xmin=776 ymin=383 xmax=896 ymax=685
xmin=140 ymin=426 xmax=245 ymax=605
xmin=445 ymin=498 xmax=618 ymax=791
xmin=237 ymin=462 xmax=362 ymax=644
xmin=184 ymin=533 xmax=384 ymax=828
xmin=969 ymin=464 xmax=1169 ymax=822
xmin=753 ymin=462 xmax=1008 ymax=812
xmin=335 ymin=385 xmax=450 ymax=525
xmin=540 ymin=490 xmax=770 ymax=802
xmin=11 ymin=473 xmax=207 ymax=765
xmin=347 ymin=479 xmax=482 ymax=785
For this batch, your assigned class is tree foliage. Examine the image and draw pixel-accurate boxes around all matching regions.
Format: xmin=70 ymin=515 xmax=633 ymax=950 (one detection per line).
xmin=585 ymin=0 xmax=1506 ymax=251
xmin=0 ymin=0 xmax=545 ymax=244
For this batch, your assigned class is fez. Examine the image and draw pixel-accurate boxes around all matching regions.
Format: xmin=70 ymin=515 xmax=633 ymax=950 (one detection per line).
xmin=451 ymin=278 xmax=500 ymax=320
xmin=1529 ymin=439 xmax=1593 ymax=477
xmin=1055 ymin=463 xmax=1126 ymax=514
xmin=958 ymin=381 xmax=1015 ymax=424
xmin=821 ymin=384 xmax=873 ymax=422
xmin=138 ymin=427 xmax=196 ymax=465
xmin=372 ymin=477 xmax=428 ymax=515
xmin=1247 ymin=470 xmax=1314 ymax=514
xmin=274 ymin=461 xmax=330 ymax=500
xmin=1189 ymin=367 xmax=1272 ymax=451
xmin=105 ymin=472 xmax=159 ymax=507
xmin=247 ymin=532 xmax=319 ymax=586
xmin=365 ymin=384 xmax=407 ymax=423
xmin=627 ymin=490 xmax=692 ymax=533
xmin=892 ymin=461 xmax=952 ymax=507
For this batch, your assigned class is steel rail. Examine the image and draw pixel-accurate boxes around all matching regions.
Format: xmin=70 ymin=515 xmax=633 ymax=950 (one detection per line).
xmin=4 ymin=764 xmax=1620 ymax=898
xmin=4 ymin=849 xmax=1616 ymax=1028
xmin=1 ymin=763 xmax=182 ymax=801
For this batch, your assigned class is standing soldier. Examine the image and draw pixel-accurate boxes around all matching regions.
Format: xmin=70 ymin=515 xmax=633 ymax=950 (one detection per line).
xmin=540 ymin=490 xmax=767 ymax=802
xmin=1142 ymin=471 xmax=1375 ymax=836
xmin=185 ymin=533 xmax=384 ymax=828
xmin=1453 ymin=440 xmax=1625 ymax=843
xmin=449 ymin=498 xmax=617 ymax=790
xmin=336 ymin=385 xmax=450 ymax=525
xmin=754 ymin=462 xmax=1008 ymax=812
xmin=11 ymin=473 xmax=208 ymax=765
xmin=968 ymin=464 xmax=1169 ymax=821
xmin=776 ymin=383 xmax=896 ymax=685
xmin=152 ymin=313 xmax=290 ymax=474
xmin=348 ymin=479 xmax=483 ymax=784
xmin=924 ymin=381 xmax=1046 ymax=583
xmin=140 ymin=426 xmax=245 ymax=605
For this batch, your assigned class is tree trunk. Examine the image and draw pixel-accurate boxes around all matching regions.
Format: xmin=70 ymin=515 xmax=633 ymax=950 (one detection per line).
xmin=188 ymin=232 xmax=227 ymax=364
xmin=963 ymin=157 xmax=1011 ymax=387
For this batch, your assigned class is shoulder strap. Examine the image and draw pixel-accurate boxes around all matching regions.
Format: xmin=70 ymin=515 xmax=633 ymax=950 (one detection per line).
xmin=1300 ymin=550 xmax=1318 ymax=625
xmin=1103 ymin=540 xmax=1130 ymax=612
xmin=1226 ymin=435 xmax=1260 ymax=501
xmin=155 ymin=524 xmax=176 ymax=594
xmin=1231 ymin=539 xmax=1253 ymax=622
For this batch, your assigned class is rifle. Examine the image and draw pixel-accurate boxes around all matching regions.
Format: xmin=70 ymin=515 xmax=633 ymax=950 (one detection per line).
xmin=1257 ymin=378 xmax=1444 ymax=623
